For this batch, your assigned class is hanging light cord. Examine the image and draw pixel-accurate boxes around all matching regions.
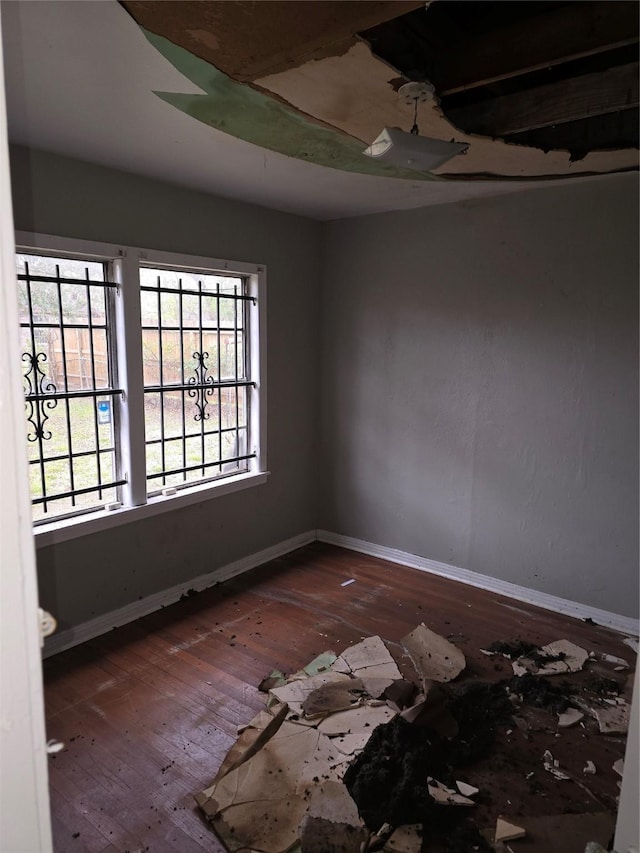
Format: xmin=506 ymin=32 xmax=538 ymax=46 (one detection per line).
xmin=410 ymin=97 xmax=420 ymax=135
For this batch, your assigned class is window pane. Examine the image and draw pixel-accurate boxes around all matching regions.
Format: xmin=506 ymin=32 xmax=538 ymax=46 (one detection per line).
xmin=17 ymin=252 xmax=123 ymax=523
xmin=141 ymin=265 xmax=253 ymax=495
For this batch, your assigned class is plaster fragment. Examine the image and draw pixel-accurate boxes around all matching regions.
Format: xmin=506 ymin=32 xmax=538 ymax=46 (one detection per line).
xmin=494 ymin=817 xmax=526 ymax=842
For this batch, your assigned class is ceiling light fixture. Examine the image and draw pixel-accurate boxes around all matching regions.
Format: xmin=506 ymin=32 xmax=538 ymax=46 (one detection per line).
xmin=363 ymin=81 xmax=469 ymax=172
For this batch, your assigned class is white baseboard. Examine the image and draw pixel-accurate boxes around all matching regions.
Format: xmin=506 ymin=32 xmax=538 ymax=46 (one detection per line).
xmin=43 ymin=530 xmax=316 ymax=658
xmin=45 ymin=527 xmax=638 ymax=658
xmin=317 ymin=530 xmax=639 ymax=638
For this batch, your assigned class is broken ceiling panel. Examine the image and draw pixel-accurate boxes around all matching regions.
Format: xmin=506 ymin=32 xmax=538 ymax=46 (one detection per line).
xmin=401 ymin=622 xmax=466 ymax=683
xmin=362 ymin=1 xmax=639 ymax=160
xmin=198 ymin=720 xmax=346 ymax=852
xmin=256 ymin=41 xmax=638 ymax=178
xmin=122 ymin=1 xmax=638 ymax=181
xmin=121 ymin=1 xmax=425 ymax=81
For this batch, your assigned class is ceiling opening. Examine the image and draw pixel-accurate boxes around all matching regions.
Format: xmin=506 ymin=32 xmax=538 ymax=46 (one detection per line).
xmin=360 ymin=0 xmax=639 ymax=161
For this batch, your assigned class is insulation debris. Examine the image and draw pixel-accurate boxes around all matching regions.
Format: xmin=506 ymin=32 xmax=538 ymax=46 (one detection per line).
xmin=401 ymin=623 xmax=466 ymax=684
xmin=512 ymin=640 xmax=589 ymax=677
xmin=583 ymin=760 xmax=597 ymax=775
xmin=494 ymin=817 xmax=526 ymax=842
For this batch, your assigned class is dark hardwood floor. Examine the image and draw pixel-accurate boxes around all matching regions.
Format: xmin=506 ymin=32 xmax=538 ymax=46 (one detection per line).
xmin=43 ymin=543 xmax=635 ymax=852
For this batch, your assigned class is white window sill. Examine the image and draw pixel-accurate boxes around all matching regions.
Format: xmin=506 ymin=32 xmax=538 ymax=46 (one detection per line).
xmin=34 ymin=471 xmax=270 ymax=549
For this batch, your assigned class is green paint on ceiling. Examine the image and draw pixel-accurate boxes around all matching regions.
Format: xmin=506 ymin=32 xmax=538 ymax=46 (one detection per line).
xmin=142 ymin=29 xmax=438 ymax=182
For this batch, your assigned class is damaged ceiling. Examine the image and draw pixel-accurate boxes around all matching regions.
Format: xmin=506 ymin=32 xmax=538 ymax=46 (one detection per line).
xmin=122 ymin=0 xmax=639 ymax=179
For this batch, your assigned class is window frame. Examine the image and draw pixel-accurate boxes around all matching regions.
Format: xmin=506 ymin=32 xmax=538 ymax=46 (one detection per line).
xmin=15 ymin=231 xmax=268 ymax=549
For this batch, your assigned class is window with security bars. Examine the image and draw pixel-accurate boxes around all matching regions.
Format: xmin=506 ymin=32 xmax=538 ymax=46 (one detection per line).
xmin=17 ymin=253 xmax=125 ymax=521
xmin=15 ymin=235 xmax=265 ymax=529
xmin=140 ymin=267 xmax=253 ymax=492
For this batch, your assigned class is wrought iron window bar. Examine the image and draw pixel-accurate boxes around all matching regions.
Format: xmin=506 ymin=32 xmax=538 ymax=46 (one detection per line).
xmin=141 ymin=274 xmax=253 ymax=487
xmin=18 ymin=263 xmax=125 ymax=518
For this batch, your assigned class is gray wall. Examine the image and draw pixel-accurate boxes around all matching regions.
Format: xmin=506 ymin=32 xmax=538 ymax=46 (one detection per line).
xmin=10 ymin=145 xmax=322 ymax=630
xmin=320 ymin=174 xmax=639 ymax=618
xmin=10 ymin=147 xmax=639 ymax=627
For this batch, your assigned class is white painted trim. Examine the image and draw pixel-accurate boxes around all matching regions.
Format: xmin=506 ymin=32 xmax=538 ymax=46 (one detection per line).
xmin=43 ymin=530 xmax=315 ymax=657
xmin=317 ymin=530 xmax=639 ymax=637
xmin=35 ymin=471 xmax=269 ymax=548
xmin=14 ymin=231 xmax=264 ymax=276
xmin=0 ymin=15 xmax=53 ymax=848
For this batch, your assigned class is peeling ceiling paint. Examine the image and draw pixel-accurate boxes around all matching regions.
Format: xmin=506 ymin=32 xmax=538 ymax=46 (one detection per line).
xmin=144 ymin=29 xmax=440 ymax=181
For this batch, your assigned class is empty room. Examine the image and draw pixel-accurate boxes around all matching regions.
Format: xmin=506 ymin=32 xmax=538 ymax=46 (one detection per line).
xmin=0 ymin=2 xmax=638 ymax=852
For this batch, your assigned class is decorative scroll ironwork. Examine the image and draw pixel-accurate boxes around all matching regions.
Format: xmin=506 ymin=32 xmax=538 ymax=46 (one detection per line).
xmin=22 ymin=351 xmax=58 ymax=441
xmin=187 ymin=351 xmax=215 ymax=421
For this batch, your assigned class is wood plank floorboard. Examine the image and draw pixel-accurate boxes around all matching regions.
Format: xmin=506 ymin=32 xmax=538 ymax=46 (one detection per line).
xmin=44 ymin=542 xmax=635 ymax=852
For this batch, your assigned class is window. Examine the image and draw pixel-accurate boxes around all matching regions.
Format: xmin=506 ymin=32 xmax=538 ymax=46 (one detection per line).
xmin=17 ymin=253 xmax=124 ymax=522
xmin=15 ymin=233 xmax=266 ymax=538
xmin=140 ymin=266 xmax=252 ymax=492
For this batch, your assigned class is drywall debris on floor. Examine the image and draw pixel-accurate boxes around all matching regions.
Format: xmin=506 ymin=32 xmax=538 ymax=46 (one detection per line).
xmin=381 ymin=823 xmax=422 ymax=852
xmin=557 ymin=708 xmax=584 ymax=728
xmin=494 ymin=816 xmax=527 ymax=842
xmin=511 ymin=639 xmax=589 ymax=677
xmin=504 ymin=812 xmax=615 ymax=853
xmin=427 ymin=778 xmax=475 ymax=806
xmin=455 ymin=781 xmax=479 ymax=798
xmin=334 ymin=635 xmax=402 ymax=681
xmin=299 ymin=781 xmax=367 ymax=853
xmin=401 ymin=622 xmax=466 ymax=684
xmin=195 ymin=623 xmax=632 ymax=852
xmin=543 ymin=749 xmax=571 ymax=781
xmin=594 ymin=700 xmax=630 ymax=734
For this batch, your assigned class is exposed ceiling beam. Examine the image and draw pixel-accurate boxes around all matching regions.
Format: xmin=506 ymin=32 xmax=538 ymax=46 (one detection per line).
xmin=447 ymin=62 xmax=639 ymax=137
xmin=434 ymin=2 xmax=639 ymax=96
xmin=504 ymin=109 xmax=639 ymax=160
